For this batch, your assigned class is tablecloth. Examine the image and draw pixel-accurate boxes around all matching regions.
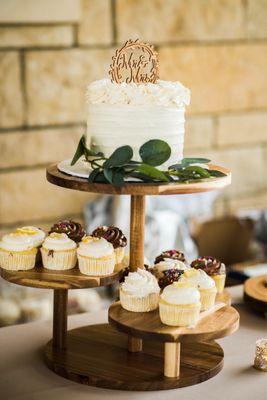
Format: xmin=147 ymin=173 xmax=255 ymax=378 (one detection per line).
xmin=0 ymin=286 xmax=266 ymax=400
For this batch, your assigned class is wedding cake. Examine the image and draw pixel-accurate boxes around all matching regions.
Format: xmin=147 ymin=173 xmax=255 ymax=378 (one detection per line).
xmin=85 ymin=40 xmax=190 ymax=167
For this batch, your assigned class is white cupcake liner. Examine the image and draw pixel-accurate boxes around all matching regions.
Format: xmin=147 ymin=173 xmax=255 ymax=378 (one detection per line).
xmin=78 ymin=253 xmax=115 ymax=276
xmin=199 ymin=288 xmax=217 ymax=311
xmin=115 ymin=247 xmax=125 ymax=264
xmin=41 ymin=248 xmax=77 ymax=270
xmin=211 ymin=274 xmax=226 ymax=294
xmin=159 ymin=301 xmax=201 ymax=326
xmin=120 ymin=289 xmax=159 ymax=312
xmin=0 ymin=249 xmax=37 ymax=271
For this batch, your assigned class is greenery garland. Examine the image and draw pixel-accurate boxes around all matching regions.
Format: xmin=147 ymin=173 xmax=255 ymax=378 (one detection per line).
xmin=71 ymin=135 xmax=226 ymax=187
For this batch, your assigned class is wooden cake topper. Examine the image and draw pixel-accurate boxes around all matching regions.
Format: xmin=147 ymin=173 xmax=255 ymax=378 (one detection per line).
xmin=109 ymin=39 xmax=159 ymax=84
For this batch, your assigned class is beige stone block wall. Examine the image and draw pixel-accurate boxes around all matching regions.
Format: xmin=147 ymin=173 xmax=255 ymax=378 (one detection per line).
xmin=0 ymin=0 xmax=267 ymax=233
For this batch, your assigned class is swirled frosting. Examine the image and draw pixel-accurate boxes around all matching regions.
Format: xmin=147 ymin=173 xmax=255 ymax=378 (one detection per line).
xmin=42 ymin=233 xmax=77 ymax=251
xmin=0 ymin=232 xmax=36 ymax=251
xmin=121 ymin=268 xmax=160 ymax=297
xmin=160 ymin=282 xmax=200 ymax=305
xmin=86 ymin=79 xmax=190 ymax=107
xmin=49 ymin=220 xmax=85 ymax=243
xmin=153 ymin=259 xmax=189 ymax=278
xmin=92 ymin=225 xmax=127 ymax=249
xmin=191 ymin=256 xmax=226 ymax=276
xmin=181 ymin=268 xmax=216 ymax=290
xmin=77 ymin=236 xmax=114 ymax=258
xmin=154 ymin=249 xmax=186 ymax=264
xmin=15 ymin=226 xmax=45 ymax=247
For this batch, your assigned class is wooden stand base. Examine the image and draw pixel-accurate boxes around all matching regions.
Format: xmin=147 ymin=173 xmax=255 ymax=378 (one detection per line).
xmin=44 ymin=323 xmax=224 ymax=391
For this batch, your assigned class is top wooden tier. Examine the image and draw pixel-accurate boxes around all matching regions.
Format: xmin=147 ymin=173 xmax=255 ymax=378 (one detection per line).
xmin=47 ymin=164 xmax=231 ymax=196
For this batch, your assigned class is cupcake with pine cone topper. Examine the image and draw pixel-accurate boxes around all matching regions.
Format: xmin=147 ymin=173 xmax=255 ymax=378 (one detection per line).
xmin=191 ymin=256 xmax=226 ymax=294
xmin=152 ymin=258 xmax=189 ymax=288
xmin=92 ymin=226 xmax=127 ymax=264
xmin=154 ymin=249 xmax=186 ymax=265
xmin=49 ymin=220 xmax=85 ymax=243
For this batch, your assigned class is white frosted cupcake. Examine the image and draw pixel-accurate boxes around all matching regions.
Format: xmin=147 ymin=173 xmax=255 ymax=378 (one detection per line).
xmin=181 ymin=268 xmax=217 ymax=311
xmin=159 ymin=281 xmax=201 ymax=326
xmin=77 ymin=236 xmax=115 ymax=276
xmin=0 ymin=232 xmax=37 ymax=271
xmin=120 ymin=268 xmax=160 ymax=312
xmin=41 ymin=233 xmax=77 ymax=270
xmin=16 ymin=226 xmax=45 ymax=262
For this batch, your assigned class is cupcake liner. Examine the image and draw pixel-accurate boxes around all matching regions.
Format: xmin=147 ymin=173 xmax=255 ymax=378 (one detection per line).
xmin=0 ymin=249 xmax=37 ymax=271
xmin=78 ymin=253 xmax=115 ymax=276
xmin=115 ymin=247 xmax=125 ymax=264
xmin=41 ymin=248 xmax=77 ymax=270
xmin=120 ymin=289 xmax=159 ymax=312
xmin=199 ymin=287 xmax=217 ymax=311
xmin=159 ymin=301 xmax=201 ymax=327
xmin=212 ymin=274 xmax=226 ymax=294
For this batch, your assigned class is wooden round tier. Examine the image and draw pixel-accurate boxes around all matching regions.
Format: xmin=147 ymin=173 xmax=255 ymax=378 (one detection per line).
xmin=109 ymin=295 xmax=239 ymax=344
xmin=244 ymin=276 xmax=267 ymax=316
xmin=47 ymin=163 xmax=231 ymax=195
xmin=44 ymin=323 xmax=224 ymax=391
xmin=0 ymin=265 xmax=121 ymax=290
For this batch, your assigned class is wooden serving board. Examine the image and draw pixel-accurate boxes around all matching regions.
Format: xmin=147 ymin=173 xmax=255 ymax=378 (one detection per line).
xmin=0 ymin=265 xmax=121 ymax=290
xmin=44 ymin=323 xmax=224 ymax=391
xmin=244 ymin=276 xmax=267 ymax=317
xmin=109 ymin=300 xmax=239 ymax=344
xmin=47 ymin=163 xmax=231 ymax=196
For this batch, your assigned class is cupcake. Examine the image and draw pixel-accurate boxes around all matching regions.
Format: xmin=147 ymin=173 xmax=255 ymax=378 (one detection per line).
xmin=41 ymin=233 xmax=77 ymax=270
xmin=159 ymin=282 xmax=201 ymax=327
xmin=120 ymin=268 xmax=160 ymax=312
xmin=181 ymin=268 xmax=217 ymax=311
xmin=49 ymin=220 xmax=85 ymax=243
xmin=154 ymin=249 xmax=186 ymax=264
xmin=15 ymin=226 xmax=45 ymax=262
xmin=0 ymin=232 xmax=37 ymax=271
xmin=152 ymin=258 xmax=189 ymax=288
xmin=92 ymin=226 xmax=127 ymax=264
xmin=77 ymin=236 xmax=115 ymax=276
xmin=191 ymin=256 xmax=226 ymax=294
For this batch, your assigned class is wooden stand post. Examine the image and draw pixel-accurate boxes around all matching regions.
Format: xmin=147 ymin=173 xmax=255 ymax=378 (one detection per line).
xmin=128 ymin=195 xmax=145 ymax=352
xmin=53 ymin=289 xmax=68 ymax=349
xmin=164 ymin=342 xmax=181 ymax=378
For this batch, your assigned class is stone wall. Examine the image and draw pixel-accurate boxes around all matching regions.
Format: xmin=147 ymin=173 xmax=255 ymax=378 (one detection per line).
xmin=1 ymin=0 xmax=267 ymax=234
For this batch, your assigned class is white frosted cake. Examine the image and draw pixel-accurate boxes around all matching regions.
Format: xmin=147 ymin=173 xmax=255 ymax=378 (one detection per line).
xmin=86 ymin=79 xmax=190 ymax=166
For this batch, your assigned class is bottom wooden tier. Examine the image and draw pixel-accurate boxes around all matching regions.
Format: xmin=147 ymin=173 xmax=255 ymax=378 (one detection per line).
xmin=44 ymin=323 xmax=224 ymax=391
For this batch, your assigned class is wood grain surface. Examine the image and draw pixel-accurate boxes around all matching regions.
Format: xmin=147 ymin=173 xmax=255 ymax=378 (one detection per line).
xmin=244 ymin=276 xmax=267 ymax=315
xmin=47 ymin=163 xmax=231 ymax=196
xmin=44 ymin=323 xmax=224 ymax=391
xmin=109 ymin=297 xmax=239 ymax=343
xmin=0 ymin=265 xmax=121 ymax=290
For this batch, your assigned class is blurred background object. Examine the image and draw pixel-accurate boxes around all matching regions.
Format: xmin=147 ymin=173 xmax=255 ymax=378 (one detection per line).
xmin=1 ymin=0 xmax=267 ymax=326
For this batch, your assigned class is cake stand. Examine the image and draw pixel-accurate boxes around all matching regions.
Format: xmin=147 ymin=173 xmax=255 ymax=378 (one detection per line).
xmin=0 ymin=163 xmax=239 ymax=391
xmin=244 ymin=276 xmax=267 ymax=318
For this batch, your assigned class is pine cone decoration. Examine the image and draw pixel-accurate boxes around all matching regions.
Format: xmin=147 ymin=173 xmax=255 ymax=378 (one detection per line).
xmin=49 ymin=220 xmax=85 ymax=243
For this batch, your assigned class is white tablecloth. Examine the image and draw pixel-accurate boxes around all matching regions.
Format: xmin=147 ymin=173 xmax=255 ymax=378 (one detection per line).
xmin=0 ymin=286 xmax=266 ymax=400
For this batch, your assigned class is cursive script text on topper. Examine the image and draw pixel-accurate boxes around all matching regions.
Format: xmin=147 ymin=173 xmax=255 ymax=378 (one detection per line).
xmin=109 ymin=39 xmax=159 ymax=84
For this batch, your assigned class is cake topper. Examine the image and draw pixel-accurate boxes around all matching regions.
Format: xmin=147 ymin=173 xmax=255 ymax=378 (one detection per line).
xmin=109 ymin=39 xmax=159 ymax=84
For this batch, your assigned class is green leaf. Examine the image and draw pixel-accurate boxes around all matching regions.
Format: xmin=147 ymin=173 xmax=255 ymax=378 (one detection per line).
xmin=139 ymin=140 xmax=171 ymax=166
xmin=168 ymin=163 xmax=184 ymax=171
xmin=112 ymin=170 xmax=125 ymax=187
xmin=184 ymin=166 xmax=211 ymax=178
xmin=71 ymin=135 xmax=85 ymax=165
xmin=104 ymin=145 xmax=133 ymax=168
xmin=103 ymin=167 xmax=125 ymax=186
xmin=88 ymin=168 xmax=101 ymax=183
xmin=181 ymin=157 xmax=211 ymax=166
xmin=137 ymin=163 xmax=169 ymax=182
xmin=209 ymin=169 xmax=227 ymax=177
xmin=103 ymin=168 xmax=113 ymax=184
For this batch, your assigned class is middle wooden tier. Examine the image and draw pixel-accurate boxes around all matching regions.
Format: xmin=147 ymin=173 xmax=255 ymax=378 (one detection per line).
xmin=109 ymin=291 xmax=239 ymax=343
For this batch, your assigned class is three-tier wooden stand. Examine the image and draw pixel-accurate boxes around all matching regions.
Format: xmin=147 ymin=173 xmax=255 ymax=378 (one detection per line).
xmin=0 ymin=163 xmax=240 ymax=391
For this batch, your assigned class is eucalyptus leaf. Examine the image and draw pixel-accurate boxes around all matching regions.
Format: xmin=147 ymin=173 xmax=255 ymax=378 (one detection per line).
xmin=88 ymin=168 xmax=101 ymax=183
xmin=168 ymin=163 xmax=184 ymax=171
xmin=138 ymin=163 xmax=169 ymax=182
xmin=181 ymin=157 xmax=211 ymax=166
xmin=112 ymin=170 xmax=125 ymax=187
xmin=139 ymin=140 xmax=171 ymax=166
xmin=71 ymin=135 xmax=85 ymax=165
xmin=184 ymin=166 xmax=211 ymax=178
xmin=104 ymin=145 xmax=133 ymax=168
xmin=209 ymin=169 xmax=227 ymax=177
